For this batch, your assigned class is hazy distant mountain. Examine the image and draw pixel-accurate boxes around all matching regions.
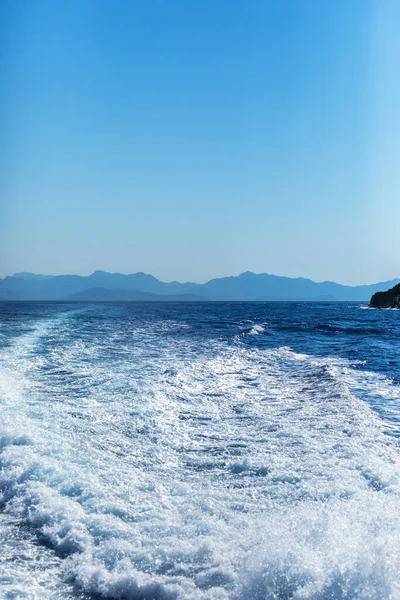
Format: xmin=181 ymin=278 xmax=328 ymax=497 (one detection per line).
xmin=1 ymin=270 xmax=399 ymax=301
xmin=198 ymin=271 xmax=400 ymax=301
xmin=65 ymin=287 xmax=207 ymax=302
xmin=12 ymin=272 xmax=54 ymax=281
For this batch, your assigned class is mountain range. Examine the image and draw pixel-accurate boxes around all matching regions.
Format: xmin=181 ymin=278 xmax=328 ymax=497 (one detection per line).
xmin=0 ymin=270 xmax=398 ymax=302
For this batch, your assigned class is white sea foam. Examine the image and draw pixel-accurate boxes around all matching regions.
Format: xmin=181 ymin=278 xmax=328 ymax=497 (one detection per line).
xmin=0 ymin=312 xmax=400 ymax=599
xmin=247 ymin=324 xmax=265 ymax=335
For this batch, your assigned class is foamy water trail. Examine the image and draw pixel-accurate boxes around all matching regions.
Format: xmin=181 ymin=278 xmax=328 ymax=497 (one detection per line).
xmin=0 ymin=305 xmax=400 ymax=599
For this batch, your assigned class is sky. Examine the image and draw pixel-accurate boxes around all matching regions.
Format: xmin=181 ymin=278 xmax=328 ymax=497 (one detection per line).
xmin=1 ymin=0 xmax=399 ymax=285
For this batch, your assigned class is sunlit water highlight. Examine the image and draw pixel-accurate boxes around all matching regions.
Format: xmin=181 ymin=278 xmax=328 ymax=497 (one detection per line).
xmin=0 ymin=302 xmax=399 ymax=599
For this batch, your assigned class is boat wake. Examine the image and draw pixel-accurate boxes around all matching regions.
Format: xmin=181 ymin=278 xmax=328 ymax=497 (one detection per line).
xmin=0 ymin=309 xmax=400 ymax=599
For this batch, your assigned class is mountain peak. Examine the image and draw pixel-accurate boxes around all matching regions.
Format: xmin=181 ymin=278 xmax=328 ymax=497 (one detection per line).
xmin=239 ymin=271 xmax=257 ymax=277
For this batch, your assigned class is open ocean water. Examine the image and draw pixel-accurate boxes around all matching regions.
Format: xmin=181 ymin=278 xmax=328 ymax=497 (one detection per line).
xmin=0 ymin=301 xmax=400 ymax=600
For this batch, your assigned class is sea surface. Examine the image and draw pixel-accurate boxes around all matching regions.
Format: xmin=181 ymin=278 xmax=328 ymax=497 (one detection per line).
xmin=0 ymin=301 xmax=399 ymax=600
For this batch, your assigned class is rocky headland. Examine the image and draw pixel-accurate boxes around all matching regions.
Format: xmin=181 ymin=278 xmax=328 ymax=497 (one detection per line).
xmin=369 ymin=283 xmax=400 ymax=309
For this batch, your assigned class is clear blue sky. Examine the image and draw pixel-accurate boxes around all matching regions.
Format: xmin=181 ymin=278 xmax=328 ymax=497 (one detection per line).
xmin=1 ymin=0 xmax=399 ymax=284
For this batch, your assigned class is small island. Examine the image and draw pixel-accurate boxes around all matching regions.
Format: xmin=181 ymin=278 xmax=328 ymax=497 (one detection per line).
xmin=369 ymin=283 xmax=400 ymax=309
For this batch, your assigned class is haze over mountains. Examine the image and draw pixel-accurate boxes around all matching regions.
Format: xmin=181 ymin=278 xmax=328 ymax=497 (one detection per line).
xmin=0 ymin=271 xmax=398 ymax=302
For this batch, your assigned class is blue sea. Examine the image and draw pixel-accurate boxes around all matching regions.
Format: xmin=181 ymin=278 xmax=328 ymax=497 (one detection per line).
xmin=0 ymin=301 xmax=399 ymax=600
